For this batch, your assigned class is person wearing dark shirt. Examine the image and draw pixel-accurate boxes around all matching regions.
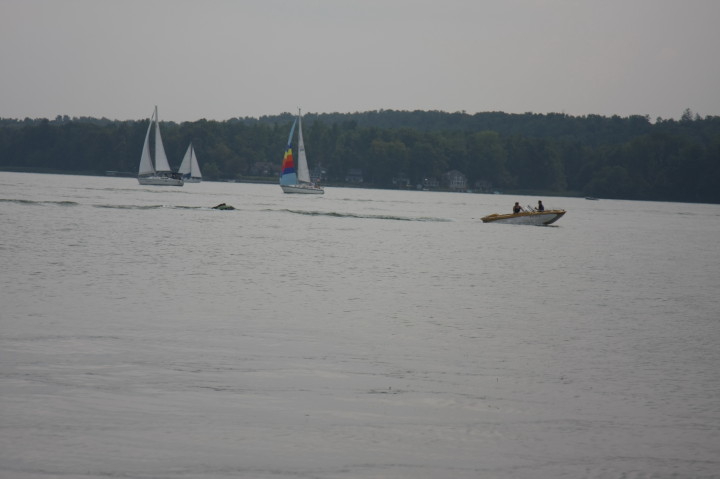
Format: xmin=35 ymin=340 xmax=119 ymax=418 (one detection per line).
xmin=513 ymin=202 xmax=522 ymax=214
xmin=537 ymin=200 xmax=545 ymax=211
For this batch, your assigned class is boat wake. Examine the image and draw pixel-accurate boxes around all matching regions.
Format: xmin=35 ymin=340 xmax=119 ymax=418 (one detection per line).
xmin=5 ymin=198 xmax=443 ymax=221
xmin=280 ymin=208 xmax=450 ymax=222
xmin=92 ymin=204 xmax=232 ymax=211
xmin=1 ymin=198 xmax=78 ymax=207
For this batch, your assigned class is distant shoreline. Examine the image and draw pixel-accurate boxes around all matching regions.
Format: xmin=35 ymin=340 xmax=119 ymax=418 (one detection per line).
xmin=0 ymin=167 xmax=576 ymax=200
xmin=8 ymin=168 xmax=720 ymax=205
xmin=0 ymin=167 xmax=571 ymax=195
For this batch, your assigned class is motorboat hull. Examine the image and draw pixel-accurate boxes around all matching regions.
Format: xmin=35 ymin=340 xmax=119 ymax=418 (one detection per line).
xmin=481 ymin=209 xmax=566 ymax=225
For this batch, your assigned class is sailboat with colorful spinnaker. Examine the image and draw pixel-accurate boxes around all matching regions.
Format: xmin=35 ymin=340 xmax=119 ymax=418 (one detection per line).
xmin=279 ymin=109 xmax=324 ymax=194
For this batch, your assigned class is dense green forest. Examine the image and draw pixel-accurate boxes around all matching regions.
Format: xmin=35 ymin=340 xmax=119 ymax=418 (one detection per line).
xmin=1 ymin=109 xmax=719 ymax=203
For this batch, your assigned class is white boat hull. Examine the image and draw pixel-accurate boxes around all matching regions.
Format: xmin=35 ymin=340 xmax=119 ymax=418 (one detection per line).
xmin=481 ymin=209 xmax=566 ymax=225
xmin=138 ymin=176 xmax=184 ymax=186
xmin=281 ymin=184 xmax=324 ymax=194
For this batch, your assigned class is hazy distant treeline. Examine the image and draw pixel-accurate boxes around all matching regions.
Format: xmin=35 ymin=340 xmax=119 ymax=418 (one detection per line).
xmin=1 ymin=109 xmax=719 ymax=203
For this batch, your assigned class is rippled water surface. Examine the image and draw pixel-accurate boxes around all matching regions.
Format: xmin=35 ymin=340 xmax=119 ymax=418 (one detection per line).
xmin=2 ymin=172 xmax=719 ymax=478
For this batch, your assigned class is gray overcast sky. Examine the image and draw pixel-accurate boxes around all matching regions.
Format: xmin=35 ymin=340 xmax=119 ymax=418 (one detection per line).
xmin=2 ymin=0 xmax=719 ymax=122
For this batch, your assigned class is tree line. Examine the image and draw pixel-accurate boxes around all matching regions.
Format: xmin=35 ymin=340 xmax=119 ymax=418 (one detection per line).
xmin=1 ymin=109 xmax=719 ymax=203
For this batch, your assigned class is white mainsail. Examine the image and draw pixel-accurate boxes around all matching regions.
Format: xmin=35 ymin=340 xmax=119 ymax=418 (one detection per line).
xmin=138 ymin=110 xmax=155 ymax=176
xmin=296 ymin=112 xmax=311 ymax=184
xmin=153 ymin=107 xmax=172 ymax=173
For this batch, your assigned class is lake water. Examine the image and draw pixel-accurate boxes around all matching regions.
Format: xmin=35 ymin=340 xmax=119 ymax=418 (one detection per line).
xmin=1 ymin=172 xmax=719 ymax=479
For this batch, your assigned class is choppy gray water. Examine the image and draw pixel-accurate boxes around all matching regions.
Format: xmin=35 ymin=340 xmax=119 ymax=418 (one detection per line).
xmin=2 ymin=172 xmax=719 ymax=479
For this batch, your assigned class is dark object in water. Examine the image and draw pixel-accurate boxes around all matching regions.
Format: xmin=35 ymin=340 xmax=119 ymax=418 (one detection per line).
xmin=213 ymin=203 xmax=235 ymax=210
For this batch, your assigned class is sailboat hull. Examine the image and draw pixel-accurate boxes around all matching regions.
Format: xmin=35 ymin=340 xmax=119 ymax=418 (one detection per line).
xmin=138 ymin=175 xmax=184 ymax=186
xmin=281 ymin=184 xmax=324 ymax=194
xmin=183 ymin=177 xmax=202 ymax=183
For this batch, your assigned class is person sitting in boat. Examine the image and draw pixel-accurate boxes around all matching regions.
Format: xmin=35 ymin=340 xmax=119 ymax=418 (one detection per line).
xmin=513 ymin=202 xmax=522 ymax=214
xmin=537 ymin=200 xmax=545 ymax=211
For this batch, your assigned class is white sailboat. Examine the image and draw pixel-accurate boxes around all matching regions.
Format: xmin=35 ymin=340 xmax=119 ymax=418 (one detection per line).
xmin=137 ymin=106 xmax=183 ymax=186
xmin=279 ymin=109 xmax=324 ymax=194
xmin=178 ymin=142 xmax=202 ymax=183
